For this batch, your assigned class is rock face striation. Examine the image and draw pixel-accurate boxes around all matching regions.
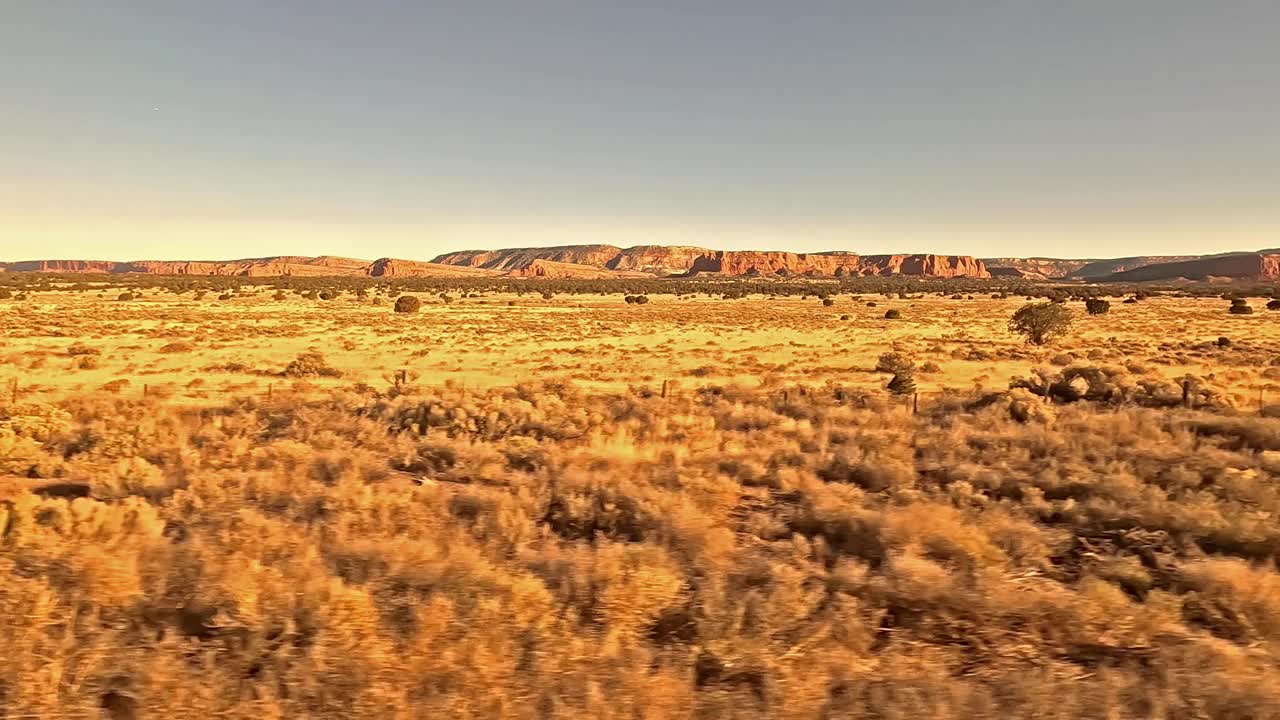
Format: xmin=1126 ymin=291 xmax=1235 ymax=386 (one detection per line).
xmin=432 ymin=246 xmax=990 ymax=278
xmin=681 ymin=251 xmax=990 ymax=278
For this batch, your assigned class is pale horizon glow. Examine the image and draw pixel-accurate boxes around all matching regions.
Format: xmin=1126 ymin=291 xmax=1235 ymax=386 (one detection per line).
xmin=3 ymin=2 xmax=1277 ymax=262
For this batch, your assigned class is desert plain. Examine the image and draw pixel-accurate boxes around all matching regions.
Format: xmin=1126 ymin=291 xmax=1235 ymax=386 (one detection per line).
xmin=1 ymin=278 xmax=1280 ymax=719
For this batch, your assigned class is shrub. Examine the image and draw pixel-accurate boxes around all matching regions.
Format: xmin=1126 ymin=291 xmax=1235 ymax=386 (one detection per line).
xmin=884 ymin=309 xmax=901 ymax=319
xmin=282 ymin=351 xmax=342 ymax=378
xmin=634 ymin=295 xmax=649 ymax=305
xmin=0 ymin=289 xmax=11 ymax=299
xmin=273 ymin=290 xmax=287 ymax=301
xmin=822 ymin=298 xmax=835 ymax=307
xmin=1229 ymin=298 xmax=1254 ymax=315
xmin=876 ymin=351 xmax=915 ymax=375
xmin=1085 ymin=298 xmax=1110 ymax=315
xmin=117 ymin=292 xmax=134 ymax=301
xmin=158 ymin=342 xmax=193 ymax=354
xmin=1009 ymin=302 xmax=1073 ymax=345
xmin=318 ymin=290 xmax=337 ymax=301
xmin=394 ymin=296 xmax=422 ymax=314
xmin=218 ymin=293 xmax=234 ymax=301
xmin=1268 ymin=299 xmax=1280 ymax=311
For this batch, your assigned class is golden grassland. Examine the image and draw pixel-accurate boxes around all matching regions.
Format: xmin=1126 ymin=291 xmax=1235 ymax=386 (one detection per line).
xmin=2 ymin=285 xmax=1280 ymax=718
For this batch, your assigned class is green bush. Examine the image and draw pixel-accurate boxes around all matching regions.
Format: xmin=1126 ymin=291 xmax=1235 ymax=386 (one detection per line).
xmin=1085 ymin=298 xmax=1110 ymax=315
xmin=1009 ymin=302 xmax=1073 ymax=345
xmin=394 ymin=295 xmax=422 ymax=314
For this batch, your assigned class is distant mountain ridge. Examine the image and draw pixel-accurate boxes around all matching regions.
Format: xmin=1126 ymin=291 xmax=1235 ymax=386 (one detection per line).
xmin=430 ymin=245 xmax=991 ymax=278
xmin=2 ymin=247 xmax=995 ymax=279
xmin=3 ymin=246 xmax=1277 ymax=281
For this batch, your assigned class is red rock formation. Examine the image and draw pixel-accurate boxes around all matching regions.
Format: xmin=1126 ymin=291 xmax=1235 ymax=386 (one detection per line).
xmin=431 ymin=245 xmax=626 ymax=272
xmin=368 ymin=258 xmax=499 ymax=277
xmin=2 ymin=260 xmax=124 ymax=273
xmin=431 ymin=245 xmax=713 ymax=275
xmin=982 ymin=258 xmax=1090 ymax=278
xmin=989 ymin=267 xmax=1050 ymax=280
xmin=858 ymin=255 xmax=990 ymax=278
xmin=605 ymin=246 xmax=712 ymax=275
xmin=510 ymin=259 xmax=650 ymax=279
xmin=683 ymin=251 xmax=989 ymax=278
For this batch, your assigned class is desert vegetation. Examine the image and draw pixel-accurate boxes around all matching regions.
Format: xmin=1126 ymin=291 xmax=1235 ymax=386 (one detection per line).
xmin=1 ymin=275 xmax=1279 ymax=718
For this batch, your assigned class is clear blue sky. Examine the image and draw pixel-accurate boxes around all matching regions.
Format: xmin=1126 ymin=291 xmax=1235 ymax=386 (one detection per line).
xmin=2 ymin=1 xmax=1276 ymax=260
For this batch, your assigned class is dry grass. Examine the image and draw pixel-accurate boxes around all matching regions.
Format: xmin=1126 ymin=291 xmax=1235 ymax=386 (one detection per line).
xmin=1 ymin=284 xmax=1279 ymax=718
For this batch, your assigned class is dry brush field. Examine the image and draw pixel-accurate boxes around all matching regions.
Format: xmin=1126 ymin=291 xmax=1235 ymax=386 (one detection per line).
xmin=2 ymin=283 xmax=1280 ymax=718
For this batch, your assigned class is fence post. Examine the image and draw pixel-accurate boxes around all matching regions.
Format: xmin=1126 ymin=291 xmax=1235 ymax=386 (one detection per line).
xmin=9 ymin=378 xmax=16 ymax=405
xmin=913 ymin=392 xmax=919 ymax=415
xmin=661 ymin=379 xmax=671 ymax=399
xmin=1182 ymin=379 xmax=1192 ymax=409
xmin=267 ymin=383 xmax=273 ymax=400
xmin=143 ymin=384 xmax=149 ymax=398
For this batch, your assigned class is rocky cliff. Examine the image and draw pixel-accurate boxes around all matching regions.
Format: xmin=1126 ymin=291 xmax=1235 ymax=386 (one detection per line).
xmin=982 ymin=258 xmax=1091 ymax=278
xmin=431 ymin=245 xmax=631 ymax=273
xmin=367 ymin=258 xmax=498 ymax=278
xmin=509 ymin=259 xmax=652 ymax=279
xmin=604 ymin=246 xmax=713 ymax=275
xmin=3 ymin=260 xmax=126 ymax=273
xmin=682 ymin=251 xmax=989 ymax=278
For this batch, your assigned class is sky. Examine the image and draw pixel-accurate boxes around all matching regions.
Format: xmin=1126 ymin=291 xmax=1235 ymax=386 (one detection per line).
xmin=2 ymin=1 xmax=1277 ymax=261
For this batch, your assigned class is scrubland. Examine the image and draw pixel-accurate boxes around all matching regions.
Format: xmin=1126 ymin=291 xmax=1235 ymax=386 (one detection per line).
xmin=1 ymin=280 xmax=1280 ymax=718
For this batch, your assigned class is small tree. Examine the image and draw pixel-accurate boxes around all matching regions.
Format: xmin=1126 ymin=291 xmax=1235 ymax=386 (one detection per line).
xmin=1009 ymin=302 xmax=1073 ymax=345
xmin=1085 ymin=298 xmax=1110 ymax=315
xmin=876 ymin=352 xmax=915 ymax=376
xmin=394 ymin=295 xmax=422 ymax=314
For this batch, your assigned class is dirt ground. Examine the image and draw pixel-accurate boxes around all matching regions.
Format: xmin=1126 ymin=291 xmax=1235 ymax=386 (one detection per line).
xmin=2 ymin=288 xmax=1275 ymax=408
